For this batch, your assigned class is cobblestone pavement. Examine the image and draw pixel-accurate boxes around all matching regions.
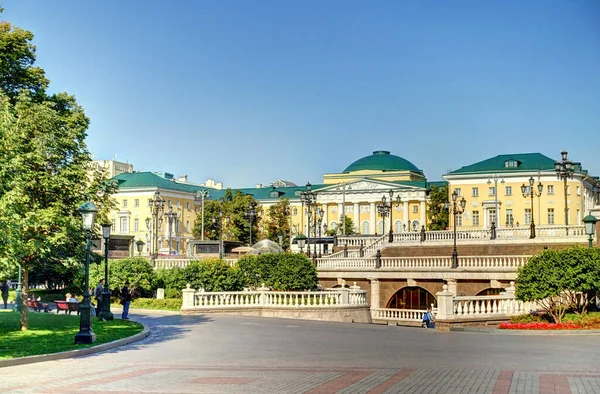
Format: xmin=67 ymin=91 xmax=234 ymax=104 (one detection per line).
xmin=1 ymin=311 xmax=599 ymax=393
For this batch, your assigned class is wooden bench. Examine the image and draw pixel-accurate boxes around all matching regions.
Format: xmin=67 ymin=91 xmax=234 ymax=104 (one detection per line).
xmin=68 ymin=302 xmax=80 ymax=315
xmin=27 ymin=299 xmax=50 ymax=312
xmin=55 ymin=300 xmax=70 ymax=314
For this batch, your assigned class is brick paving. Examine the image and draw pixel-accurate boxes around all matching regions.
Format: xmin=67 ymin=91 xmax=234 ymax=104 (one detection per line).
xmin=0 ymin=311 xmax=599 ymax=393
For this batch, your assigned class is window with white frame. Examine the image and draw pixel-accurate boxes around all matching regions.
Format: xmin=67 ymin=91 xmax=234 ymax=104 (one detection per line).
xmin=119 ymin=217 xmax=128 ymax=233
xmin=524 ymin=209 xmax=531 ymax=225
xmin=505 ymin=186 xmax=512 ymax=196
xmin=547 ymin=185 xmax=554 ymax=195
xmin=488 ymin=187 xmax=495 ymax=196
xmin=377 ymin=220 xmax=384 ymax=234
xmin=547 ymin=208 xmax=555 ymax=225
xmin=456 ymin=214 xmax=463 ymax=226
xmin=472 ymin=210 xmax=479 ymax=226
xmin=413 ymin=205 xmax=418 ymax=213
xmin=472 ymin=187 xmax=479 ymax=197
xmin=134 ymin=199 xmax=139 ymax=207
xmin=111 ymin=219 xmax=116 ymax=231
xmin=134 ymin=218 xmax=139 ymax=232
xmin=122 ymin=199 xmax=127 ymax=208
xmin=505 ymin=209 xmax=514 ymax=226
xmin=454 ymin=188 xmax=462 ymax=196
xmin=361 ymin=221 xmax=370 ymax=235
xmin=576 ymin=186 xmax=580 ymax=196
xmin=186 ymin=202 xmax=190 ymax=210
xmin=394 ymin=220 xmax=403 ymax=233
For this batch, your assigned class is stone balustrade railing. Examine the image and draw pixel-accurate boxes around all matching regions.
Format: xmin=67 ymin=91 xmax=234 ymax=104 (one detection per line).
xmin=181 ymin=283 xmax=368 ymax=310
xmin=371 ymin=308 xmax=426 ymax=322
xmin=337 ymin=235 xmax=380 ymax=246
xmin=316 ymin=255 xmax=530 ymax=270
xmin=153 ymin=258 xmax=236 ymax=270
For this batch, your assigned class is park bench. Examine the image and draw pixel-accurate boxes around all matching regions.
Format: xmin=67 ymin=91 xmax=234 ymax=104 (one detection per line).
xmin=54 ymin=300 xmax=80 ymax=315
xmin=68 ymin=302 xmax=80 ymax=315
xmin=27 ymin=299 xmax=50 ymax=312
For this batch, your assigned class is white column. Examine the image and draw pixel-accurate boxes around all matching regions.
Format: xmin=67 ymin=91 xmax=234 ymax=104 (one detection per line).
xmin=353 ymin=203 xmax=360 ymax=229
xmin=337 ymin=203 xmax=343 ymax=222
xmin=322 ymin=204 xmax=328 ymax=228
xmin=369 ymin=278 xmax=380 ymax=311
xmin=420 ymin=201 xmax=426 ymax=229
xmin=403 ymin=201 xmax=409 ymax=227
xmin=369 ymin=202 xmax=376 ymax=235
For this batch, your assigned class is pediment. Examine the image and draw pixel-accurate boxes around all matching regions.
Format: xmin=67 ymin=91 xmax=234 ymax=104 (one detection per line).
xmin=317 ymin=178 xmax=424 ymax=194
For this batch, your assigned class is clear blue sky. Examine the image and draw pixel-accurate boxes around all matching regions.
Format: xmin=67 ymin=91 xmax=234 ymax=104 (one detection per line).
xmin=4 ymin=1 xmax=600 ymax=187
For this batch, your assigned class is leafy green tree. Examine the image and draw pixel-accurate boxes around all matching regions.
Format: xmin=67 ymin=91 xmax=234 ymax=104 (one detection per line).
xmin=427 ymin=185 xmax=449 ymax=230
xmin=89 ymin=257 xmax=154 ymax=299
xmin=515 ymin=246 xmax=600 ymax=322
xmin=329 ymin=216 xmax=357 ymax=235
xmin=192 ymin=199 xmax=222 ymax=240
xmin=182 ymin=258 xmax=242 ymax=292
xmin=236 ymin=253 xmax=278 ymax=288
xmin=265 ymin=198 xmax=291 ymax=249
xmin=267 ymin=253 xmax=317 ymax=291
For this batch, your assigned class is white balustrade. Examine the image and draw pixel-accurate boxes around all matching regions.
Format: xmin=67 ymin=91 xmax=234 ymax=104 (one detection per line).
xmin=371 ymin=308 xmax=426 ymax=322
xmin=453 ymin=296 xmax=530 ymax=317
xmin=316 ymin=258 xmax=377 ymax=269
xmin=338 ymin=236 xmax=379 ymax=246
xmin=317 ymin=255 xmax=530 ymax=270
xmin=153 ymin=259 xmax=192 ymax=269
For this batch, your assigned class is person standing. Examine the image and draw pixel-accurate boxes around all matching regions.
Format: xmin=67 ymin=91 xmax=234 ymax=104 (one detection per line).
xmin=422 ymin=306 xmax=435 ymax=329
xmin=120 ymin=281 xmax=131 ymax=320
xmin=95 ymin=279 xmax=104 ymax=319
xmin=1 ymin=280 xmax=9 ymax=309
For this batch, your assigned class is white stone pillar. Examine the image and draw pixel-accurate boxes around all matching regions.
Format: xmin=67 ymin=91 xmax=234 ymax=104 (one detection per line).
xmin=420 ymin=201 xmax=426 ymax=229
xmin=435 ymin=285 xmax=455 ymax=320
xmin=444 ymin=279 xmax=457 ymax=296
xmin=369 ymin=278 xmax=380 ymax=310
xmin=353 ymin=203 xmax=360 ymax=229
xmin=182 ymin=284 xmax=195 ymax=309
xmin=322 ymin=204 xmax=328 ymax=227
xmin=403 ymin=201 xmax=409 ymax=228
xmin=369 ymin=202 xmax=376 ymax=234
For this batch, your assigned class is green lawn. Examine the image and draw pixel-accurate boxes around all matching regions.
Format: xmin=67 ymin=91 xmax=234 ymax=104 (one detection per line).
xmin=0 ymin=310 xmax=143 ymax=359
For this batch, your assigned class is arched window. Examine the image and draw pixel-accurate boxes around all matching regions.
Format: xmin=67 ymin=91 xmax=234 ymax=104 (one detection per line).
xmin=361 ymin=221 xmax=370 ymax=235
xmin=377 ymin=220 xmax=384 ymax=235
xmin=411 ymin=220 xmax=420 ymax=232
xmin=394 ymin=220 xmax=403 ymax=233
xmin=386 ymin=286 xmax=436 ymax=310
xmin=476 ymin=288 xmax=505 ymax=296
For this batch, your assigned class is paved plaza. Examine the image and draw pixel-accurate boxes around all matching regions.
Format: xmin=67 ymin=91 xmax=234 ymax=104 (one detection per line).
xmin=1 ymin=311 xmax=599 ymax=393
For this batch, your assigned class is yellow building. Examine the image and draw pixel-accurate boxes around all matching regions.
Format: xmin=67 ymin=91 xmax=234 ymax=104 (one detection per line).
xmin=443 ymin=152 xmax=599 ymax=230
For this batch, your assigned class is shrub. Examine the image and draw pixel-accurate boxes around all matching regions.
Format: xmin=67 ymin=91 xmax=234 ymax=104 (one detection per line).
xmin=88 ymin=257 xmax=154 ymax=299
xmin=129 ymin=298 xmax=181 ymax=310
xmin=266 ymin=253 xmax=317 ymax=291
xmin=236 ymin=253 xmax=278 ymax=288
xmin=154 ymin=268 xmax=186 ymax=298
xmin=182 ymin=258 xmax=242 ymax=292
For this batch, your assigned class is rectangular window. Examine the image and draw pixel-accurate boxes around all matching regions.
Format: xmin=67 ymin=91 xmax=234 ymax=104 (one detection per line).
xmin=111 ymin=219 xmax=116 ymax=232
xmin=547 ymin=208 xmax=555 ymax=225
xmin=505 ymin=209 xmax=514 ymax=226
xmin=134 ymin=218 xmax=139 ymax=232
xmin=505 ymin=186 xmax=512 ymax=196
xmin=454 ymin=188 xmax=461 ymax=196
xmin=456 ymin=214 xmax=463 ymax=226
xmin=134 ymin=199 xmax=139 ymax=207
xmin=413 ymin=205 xmax=418 ymax=213
xmin=186 ymin=202 xmax=190 ymax=210
xmin=177 ymin=201 xmax=181 ymax=208
xmin=168 ymin=200 xmax=172 ymax=207
xmin=577 ymin=209 xmax=581 ymax=224
xmin=566 ymin=186 xmax=570 ymax=195
xmin=472 ymin=210 xmax=479 ymax=226
xmin=119 ymin=217 xmax=128 ymax=233
xmin=488 ymin=187 xmax=495 ymax=196
xmin=472 ymin=187 xmax=479 ymax=197
xmin=524 ymin=209 xmax=531 ymax=225
xmin=186 ymin=220 xmax=190 ymax=232
xmin=576 ymin=186 xmax=581 ymax=196
xmin=122 ymin=199 xmax=127 ymax=208
xmin=547 ymin=185 xmax=554 ymax=195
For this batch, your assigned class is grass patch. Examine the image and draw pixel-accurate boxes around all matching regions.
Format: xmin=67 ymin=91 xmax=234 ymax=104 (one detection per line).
xmin=0 ymin=309 xmax=143 ymax=359
xmin=111 ymin=298 xmax=181 ymax=311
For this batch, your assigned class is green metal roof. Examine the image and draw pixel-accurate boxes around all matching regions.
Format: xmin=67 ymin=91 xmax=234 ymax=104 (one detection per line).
xmin=446 ymin=153 xmax=557 ymax=175
xmin=343 ymin=151 xmax=422 ymax=173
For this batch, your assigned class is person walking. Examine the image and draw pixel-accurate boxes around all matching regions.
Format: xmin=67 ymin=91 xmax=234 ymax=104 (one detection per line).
xmin=95 ymin=279 xmax=104 ymax=319
xmin=120 ymin=281 xmax=131 ymax=320
xmin=1 ymin=280 xmax=9 ymax=309
xmin=422 ymin=306 xmax=435 ymax=329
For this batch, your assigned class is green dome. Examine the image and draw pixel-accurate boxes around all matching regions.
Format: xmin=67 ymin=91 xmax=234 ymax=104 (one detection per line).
xmin=343 ymin=151 xmax=421 ymax=173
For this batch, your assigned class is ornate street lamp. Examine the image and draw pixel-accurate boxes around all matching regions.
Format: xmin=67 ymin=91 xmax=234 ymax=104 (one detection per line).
xmin=164 ymin=206 xmax=178 ymax=255
xmin=75 ymin=201 xmax=98 ymax=344
xmin=244 ymin=201 xmax=258 ymax=246
xmin=487 ymin=175 xmax=505 ymax=228
xmin=451 ymin=190 xmax=467 ymax=269
xmin=555 ymin=151 xmax=580 ymax=232
xmin=521 ymin=177 xmax=543 ymax=239
xmin=316 ymin=208 xmax=324 ymax=257
xmin=583 ymin=214 xmax=598 ymax=248
xmin=300 ymin=183 xmax=318 ymax=260
xmin=194 ymin=190 xmax=210 ymax=241
xmin=136 ymin=239 xmax=145 ymax=256
xmin=386 ymin=190 xmax=401 ymax=242
xmin=376 ymin=195 xmax=390 ymax=238
xmin=295 ymin=234 xmax=307 ymax=254
xmin=99 ymin=223 xmax=114 ymax=321
xmin=148 ymin=191 xmax=165 ymax=260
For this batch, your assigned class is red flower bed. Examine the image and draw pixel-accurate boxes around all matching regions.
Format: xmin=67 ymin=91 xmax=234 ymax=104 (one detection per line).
xmin=499 ymin=322 xmax=582 ymax=330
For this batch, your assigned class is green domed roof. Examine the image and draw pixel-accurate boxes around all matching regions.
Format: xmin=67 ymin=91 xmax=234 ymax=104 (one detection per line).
xmin=343 ymin=151 xmax=421 ymax=173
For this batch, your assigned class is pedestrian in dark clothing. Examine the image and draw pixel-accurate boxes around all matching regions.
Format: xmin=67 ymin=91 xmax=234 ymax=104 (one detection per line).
xmin=1 ymin=280 xmax=9 ymax=309
xmin=95 ymin=279 xmax=104 ymax=319
xmin=120 ymin=281 xmax=131 ymax=320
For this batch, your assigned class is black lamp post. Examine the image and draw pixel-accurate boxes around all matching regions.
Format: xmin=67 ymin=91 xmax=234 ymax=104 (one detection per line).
xmin=554 ymin=151 xmax=580 ymax=233
xmin=136 ymin=240 xmax=145 ymax=256
xmin=99 ymin=223 xmax=114 ymax=321
xmin=583 ymin=214 xmax=598 ymax=248
xmin=194 ymin=189 xmax=210 ymax=241
xmin=376 ymin=195 xmax=390 ymax=239
xmin=521 ymin=177 xmax=543 ymax=239
xmin=296 ymin=234 xmax=307 ymax=254
xmin=148 ymin=191 xmax=165 ymax=260
xmin=451 ymin=190 xmax=467 ymax=269
xmin=300 ymin=183 xmax=318 ymax=261
xmin=164 ymin=206 xmax=178 ymax=255
xmin=75 ymin=201 xmax=98 ymax=344
xmin=245 ymin=201 xmax=258 ymax=246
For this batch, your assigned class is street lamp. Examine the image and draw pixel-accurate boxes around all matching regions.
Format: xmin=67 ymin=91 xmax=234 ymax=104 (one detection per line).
xmin=555 ymin=150 xmax=580 ymax=232
xmin=451 ymin=190 xmax=467 ymax=269
xmin=316 ymin=208 xmax=324 ymax=257
xmin=521 ymin=177 xmax=543 ymax=239
xmin=148 ymin=191 xmax=165 ymax=260
xmin=136 ymin=240 xmax=145 ymax=256
xmin=300 ymin=182 xmax=318 ymax=261
xmin=295 ymin=234 xmax=307 ymax=254
xmin=583 ymin=214 xmax=598 ymax=248
xmin=75 ymin=201 xmax=98 ymax=345
xmin=164 ymin=206 xmax=178 ymax=255
xmin=376 ymin=195 xmax=391 ymax=238
xmin=194 ymin=190 xmax=210 ymax=241
xmin=487 ymin=175 xmax=505 ymax=228
xmin=245 ymin=201 xmax=258 ymax=246
xmin=99 ymin=223 xmax=113 ymax=321
xmin=213 ymin=210 xmax=224 ymax=259
xmin=384 ymin=190 xmax=401 ymax=242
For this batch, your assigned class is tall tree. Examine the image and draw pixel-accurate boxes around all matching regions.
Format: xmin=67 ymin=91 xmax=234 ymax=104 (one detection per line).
xmin=328 ymin=216 xmax=357 ymax=236
xmin=427 ymin=185 xmax=449 ymax=230
xmin=192 ymin=199 xmax=222 ymax=240
xmin=265 ymin=198 xmax=291 ymax=249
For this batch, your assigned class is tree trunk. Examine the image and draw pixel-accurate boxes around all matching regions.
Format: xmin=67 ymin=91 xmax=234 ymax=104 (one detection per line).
xmin=20 ymin=268 xmax=29 ymax=331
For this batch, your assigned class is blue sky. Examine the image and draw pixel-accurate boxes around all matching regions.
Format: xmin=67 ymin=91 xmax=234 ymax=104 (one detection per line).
xmin=3 ymin=1 xmax=600 ymax=187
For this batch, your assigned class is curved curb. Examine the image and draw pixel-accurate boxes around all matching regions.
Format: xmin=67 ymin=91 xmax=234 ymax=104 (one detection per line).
xmin=0 ymin=322 xmax=150 ymax=368
xmin=450 ymin=327 xmax=600 ymax=335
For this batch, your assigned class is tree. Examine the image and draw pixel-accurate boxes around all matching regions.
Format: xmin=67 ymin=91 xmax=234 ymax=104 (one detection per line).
xmin=192 ymin=199 xmax=222 ymax=240
xmin=515 ymin=246 xmax=600 ymax=322
xmin=328 ymin=216 xmax=357 ymax=236
xmin=427 ymin=185 xmax=449 ymax=230
xmin=236 ymin=253 xmax=317 ymax=291
xmin=265 ymin=198 xmax=291 ymax=249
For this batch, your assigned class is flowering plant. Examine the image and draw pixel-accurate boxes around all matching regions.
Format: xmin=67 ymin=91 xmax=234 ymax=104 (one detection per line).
xmin=499 ymin=322 xmax=582 ymax=330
